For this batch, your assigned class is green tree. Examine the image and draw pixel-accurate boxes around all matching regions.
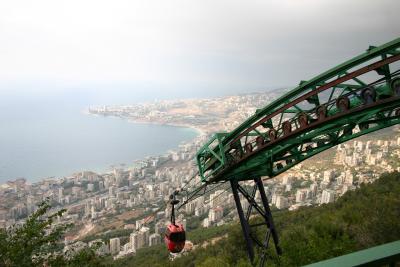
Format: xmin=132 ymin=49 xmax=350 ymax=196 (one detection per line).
xmin=0 ymin=199 xmax=70 ymax=266
xmin=0 ymin=198 xmax=105 ymax=267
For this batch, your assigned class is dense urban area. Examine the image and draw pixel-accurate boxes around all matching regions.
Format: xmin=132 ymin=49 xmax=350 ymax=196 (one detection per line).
xmin=1 ymin=90 xmax=400 ymax=262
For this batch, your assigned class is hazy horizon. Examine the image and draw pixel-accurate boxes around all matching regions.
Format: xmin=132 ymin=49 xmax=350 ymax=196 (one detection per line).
xmin=1 ymin=0 xmax=399 ymax=99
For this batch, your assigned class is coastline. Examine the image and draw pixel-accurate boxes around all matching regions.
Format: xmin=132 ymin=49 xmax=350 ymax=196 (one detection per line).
xmin=83 ymin=109 xmax=207 ymax=136
xmin=125 ymin=118 xmax=207 ymax=137
xmin=1 ymin=113 xmax=202 ymax=186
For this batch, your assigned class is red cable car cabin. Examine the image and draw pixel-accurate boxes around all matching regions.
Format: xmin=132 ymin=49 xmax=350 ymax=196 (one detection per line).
xmin=165 ymin=223 xmax=186 ymax=253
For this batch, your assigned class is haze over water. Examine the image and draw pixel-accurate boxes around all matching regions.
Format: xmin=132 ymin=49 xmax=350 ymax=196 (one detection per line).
xmin=0 ymin=86 xmax=230 ymax=184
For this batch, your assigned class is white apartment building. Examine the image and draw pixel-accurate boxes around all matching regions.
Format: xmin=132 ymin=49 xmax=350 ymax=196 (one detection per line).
xmin=320 ymin=189 xmax=335 ymax=204
xmin=149 ymin=233 xmax=161 ymax=246
xmin=109 ymin=237 xmax=120 ymax=255
xmin=275 ymin=196 xmax=289 ymax=209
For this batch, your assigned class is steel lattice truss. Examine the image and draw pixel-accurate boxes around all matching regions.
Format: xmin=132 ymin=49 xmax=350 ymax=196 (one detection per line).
xmin=196 ymin=37 xmax=400 ymax=184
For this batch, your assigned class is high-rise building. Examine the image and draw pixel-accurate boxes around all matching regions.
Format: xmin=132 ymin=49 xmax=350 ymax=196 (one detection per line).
xmin=85 ymin=199 xmax=93 ymax=216
xmin=130 ymin=232 xmax=138 ymax=252
xmin=309 ymin=183 xmax=318 ymax=197
xmin=208 ymin=206 xmax=224 ymax=223
xmin=275 ymin=196 xmax=289 ymax=209
xmin=114 ymin=168 xmax=123 ymax=186
xmin=91 ymin=206 xmax=97 ymax=219
xmin=321 ymin=190 xmax=335 ymax=204
xmin=295 ymin=189 xmax=307 ymax=203
xmin=209 ymin=190 xmax=226 ymax=208
xmin=271 ymin=193 xmax=278 ymax=205
xmin=323 ymin=170 xmax=335 ymax=183
xmin=109 ymin=238 xmax=120 ymax=255
xmin=98 ymin=181 xmax=104 ymax=191
xmin=345 ymin=173 xmax=354 ymax=185
xmin=194 ymin=206 xmax=204 ymax=217
xmin=109 ymin=186 xmax=116 ymax=197
xmin=285 ymin=183 xmax=292 ymax=192
xmin=58 ymin=188 xmax=64 ymax=203
xmin=149 ymin=233 xmax=161 ymax=246
xmin=138 ymin=227 xmax=150 ymax=248
xmin=87 ymin=183 xmax=94 ymax=192
xmin=196 ymin=196 xmax=205 ymax=208
xmin=202 ymin=217 xmax=210 ymax=228
xmin=185 ymin=201 xmax=196 ymax=215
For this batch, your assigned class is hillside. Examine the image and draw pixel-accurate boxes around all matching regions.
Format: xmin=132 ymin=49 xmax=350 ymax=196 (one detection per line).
xmin=111 ymin=172 xmax=400 ymax=267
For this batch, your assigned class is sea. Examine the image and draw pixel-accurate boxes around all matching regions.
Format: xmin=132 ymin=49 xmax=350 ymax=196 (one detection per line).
xmin=0 ymin=87 xmax=216 ymax=184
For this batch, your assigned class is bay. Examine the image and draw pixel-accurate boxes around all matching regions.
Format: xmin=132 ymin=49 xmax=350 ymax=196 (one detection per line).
xmin=0 ymin=89 xmax=198 ymax=183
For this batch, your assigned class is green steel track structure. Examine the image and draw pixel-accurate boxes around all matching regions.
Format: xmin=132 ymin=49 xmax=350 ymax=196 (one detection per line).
xmin=180 ymin=37 xmax=400 ymax=267
xmin=196 ymin=37 xmax=400 ymax=184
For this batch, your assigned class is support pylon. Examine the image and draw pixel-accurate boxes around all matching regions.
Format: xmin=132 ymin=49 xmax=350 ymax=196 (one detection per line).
xmin=230 ymin=177 xmax=282 ymax=266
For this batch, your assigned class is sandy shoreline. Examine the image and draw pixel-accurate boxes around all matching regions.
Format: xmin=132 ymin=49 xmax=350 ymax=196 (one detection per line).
xmin=125 ymin=118 xmax=207 ymax=136
xmin=83 ymin=109 xmax=208 ymax=137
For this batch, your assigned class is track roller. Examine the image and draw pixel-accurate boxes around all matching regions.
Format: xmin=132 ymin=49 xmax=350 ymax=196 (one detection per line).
xmin=336 ymin=96 xmax=350 ymax=112
xmin=282 ymin=121 xmax=292 ymax=136
xmin=268 ymin=129 xmax=277 ymax=141
xmin=361 ymin=87 xmax=376 ymax=104
xmin=256 ymin=136 xmax=265 ymax=148
xmin=391 ymin=78 xmax=400 ymax=96
xmin=298 ymin=113 xmax=308 ymax=128
xmin=316 ymin=105 xmax=327 ymax=120
xmin=244 ymin=143 xmax=253 ymax=154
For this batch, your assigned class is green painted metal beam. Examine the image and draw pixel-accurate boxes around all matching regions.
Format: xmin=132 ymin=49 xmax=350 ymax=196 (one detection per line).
xmin=303 ymin=240 xmax=400 ymax=267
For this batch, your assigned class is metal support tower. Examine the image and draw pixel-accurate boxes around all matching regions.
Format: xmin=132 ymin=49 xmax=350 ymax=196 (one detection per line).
xmin=230 ymin=177 xmax=282 ymax=266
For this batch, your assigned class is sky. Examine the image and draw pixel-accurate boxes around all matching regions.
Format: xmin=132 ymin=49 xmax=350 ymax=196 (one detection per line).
xmin=0 ymin=0 xmax=399 ymax=97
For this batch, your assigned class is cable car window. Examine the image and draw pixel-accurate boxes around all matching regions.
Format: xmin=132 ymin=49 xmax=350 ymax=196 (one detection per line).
xmin=170 ymin=231 xmax=186 ymax=242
